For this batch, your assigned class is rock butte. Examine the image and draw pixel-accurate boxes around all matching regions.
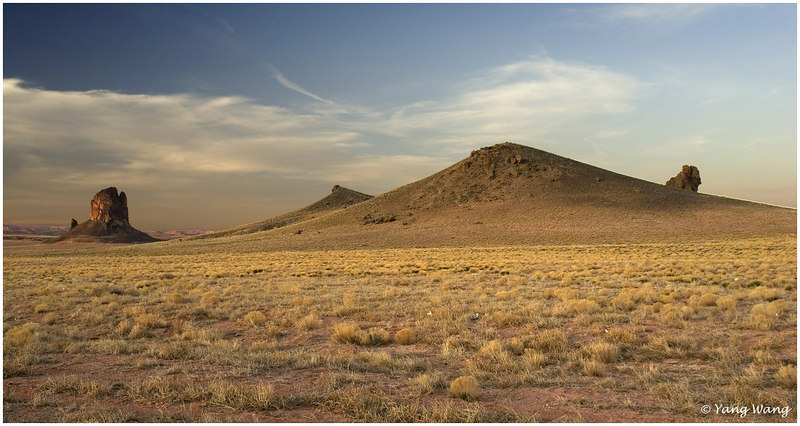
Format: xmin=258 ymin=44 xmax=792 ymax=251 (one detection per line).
xmin=666 ymin=165 xmax=702 ymax=192
xmin=53 ymin=187 xmax=158 ymax=243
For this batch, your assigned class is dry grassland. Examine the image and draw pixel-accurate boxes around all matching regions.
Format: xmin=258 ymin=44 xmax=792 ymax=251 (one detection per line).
xmin=3 ymin=235 xmax=797 ymax=422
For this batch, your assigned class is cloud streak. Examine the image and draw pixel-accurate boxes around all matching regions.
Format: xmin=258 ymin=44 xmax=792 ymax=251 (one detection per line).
xmin=560 ymin=3 xmax=715 ymax=32
xmin=602 ymin=4 xmax=713 ymax=23
xmin=268 ymin=64 xmax=334 ymax=105
xmin=3 ymin=57 xmax=647 ymax=228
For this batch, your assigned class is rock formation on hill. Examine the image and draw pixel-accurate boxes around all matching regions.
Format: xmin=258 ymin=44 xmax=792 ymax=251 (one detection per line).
xmin=90 ymin=187 xmax=129 ymax=223
xmin=666 ymin=165 xmax=701 ymax=192
xmin=53 ymin=187 xmax=159 ymax=243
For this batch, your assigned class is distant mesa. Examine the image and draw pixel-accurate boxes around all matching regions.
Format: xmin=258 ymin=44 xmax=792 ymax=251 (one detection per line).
xmin=666 ymin=165 xmax=701 ymax=192
xmin=53 ymin=187 xmax=159 ymax=243
xmin=195 ymin=184 xmax=373 ymax=239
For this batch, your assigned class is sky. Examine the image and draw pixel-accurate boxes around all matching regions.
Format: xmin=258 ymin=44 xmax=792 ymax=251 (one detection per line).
xmin=3 ymin=3 xmax=797 ymax=230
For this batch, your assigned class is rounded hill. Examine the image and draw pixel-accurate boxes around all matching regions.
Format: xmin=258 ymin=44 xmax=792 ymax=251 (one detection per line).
xmin=179 ymin=142 xmax=796 ymax=251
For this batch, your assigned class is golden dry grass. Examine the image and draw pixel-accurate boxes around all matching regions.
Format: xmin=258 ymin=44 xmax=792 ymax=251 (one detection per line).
xmin=2 ymin=235 xmax=796 ymax=422
xmin=448 ymin=376 xmax=479 ymax=400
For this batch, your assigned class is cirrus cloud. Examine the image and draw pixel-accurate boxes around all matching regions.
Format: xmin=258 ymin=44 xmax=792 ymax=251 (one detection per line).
xmin=3 ymin=57 xmax=643 ymax=228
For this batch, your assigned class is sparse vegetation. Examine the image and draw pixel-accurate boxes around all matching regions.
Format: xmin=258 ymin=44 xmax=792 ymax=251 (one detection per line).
xmin=3 ymin=235 xmax=796 ymax=421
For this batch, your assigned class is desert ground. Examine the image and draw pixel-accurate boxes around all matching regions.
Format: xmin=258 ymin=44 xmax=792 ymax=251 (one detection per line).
xmin=3 ymin=234 xmax=796 ymax=422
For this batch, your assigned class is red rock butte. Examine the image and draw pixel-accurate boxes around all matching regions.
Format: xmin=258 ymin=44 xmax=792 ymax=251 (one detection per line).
xmin=53 ymin=187 xmax=158 ymax=243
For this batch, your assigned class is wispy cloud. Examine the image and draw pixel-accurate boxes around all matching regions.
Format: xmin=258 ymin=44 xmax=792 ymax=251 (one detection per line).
xmin=602 ymin=4 xmax=713 ymax=23
xmin=2 ymin=78 xmax=438 ymax=226
xmin=378 ymin=57 xmax=641 ymax=152
xmin=3 ymin=78 xmax=348 ymax=177
xmin=268 ymin=64 xmax=334 ymax=105
xmin=561 ymin=3 xmax=715 ymax=31
xmin=3 ymin=57 xmax=646 ymax=227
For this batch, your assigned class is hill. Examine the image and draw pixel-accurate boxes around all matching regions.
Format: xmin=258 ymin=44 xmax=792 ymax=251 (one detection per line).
xmin=4 ymin=224 xmax=210 ymax=242
xmin=196 ymin=185 xmax=373 ymax=239
xmin=178 ymin=142 xmax=793 ymax=252
xmin=52 ymin=187 xmax=159 ymax=244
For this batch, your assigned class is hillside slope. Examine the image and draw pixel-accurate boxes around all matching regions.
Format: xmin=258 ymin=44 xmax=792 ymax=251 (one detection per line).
xmin=52 ymin=219 xmax=159 ymax=244
xmin=169 ymin=143 xmax=795 ymax=252
xmin=196 ymin=185 xmax=373 ymax=239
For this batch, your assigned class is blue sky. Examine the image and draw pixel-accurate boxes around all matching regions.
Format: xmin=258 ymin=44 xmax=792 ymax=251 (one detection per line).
xmin=3 ymin=3 xmax=796 ymax=229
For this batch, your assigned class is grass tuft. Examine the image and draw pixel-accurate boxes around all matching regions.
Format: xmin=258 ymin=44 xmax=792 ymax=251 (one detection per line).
xmin=242 ymin=311 xmax=268 ymax=327
xmin=332 ymin=322 xmax=362 ymax=344
xmin=448 ymin=375 xmax=479 ymax=400
xmin=394 ymin=328 xmax=416 ymax=345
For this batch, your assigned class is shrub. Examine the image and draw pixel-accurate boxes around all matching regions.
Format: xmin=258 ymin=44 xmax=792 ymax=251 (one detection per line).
xmin=566 ymin=299 xmax=600 ymax=315
xmin=522 ymin=349 xmax=546 ymax=368
xmin=123 ymin=306 xmax=146 ymax=317
xmin=611 ymin=294 xmax=635 ymax=311
xmin=766 ymin=299 xmax=788 ymax=316
xmin=775 ymin=365 xmax=797 ymax=388
xmin=748 ymin=304 xmax=774 ymax=330
xmin=604 ymin=327 xmax=638 ymax=346
xmin=583 ymin=359 xmax=605 ymax=377
xmin=716 ymin=295 xmax=736 ymax=310
xmin=448 ymin=375 xmax=479 ymax=400
xmin=42 ymin=313 xmax=58 ymax=325
xmin=332 ymin=322 xmax=362 ymax=344
xmin=134 ymin=314 xmax=167 ymax=329
xmin=585 ymin=341 xmax=619 ymax=363
xmin=359 ymin=328 xmax=390 ymax=346
xmin=165 ymin=293 xmax=184 ymax=304
xmin=478 ymin=340 xmax=508 ymax=360
xmin=295 ymin=314 xmax=321 ymax=330
xmin=4 ymin=322 xmax=40 ymax=348
xmin=411 ymin=373 xmax=437 ymax=395
xmin=698 ymin=293 xmax=718 ymax=306
xmin=506 ymin=337 xmax=525 ymax=355
xmin=342 ymin=291 xmax=358 ymax=307
xmin=532 ymin=329 xmax=568 ymax=354
xmin=748 ymin=286 xmax=781 ymax=301
xmin=115 ymin=320 xmax=132 ymax=336
xmin=660 ymin=303 xmax=693 ymax=326
xmin=128 ymin=324 xmax=148 ymax=339
xmin=201 ymin=291 xmax=221 ymax=305
xmin=689 ymin=293 xmax=717 ymax=307
xmin=243 ymin=311 xmax=268 ymax=327
xmin=554 ymin=288 xmax=580 ymax=301
xmin=492 ymin=312 xmax=522 ymax=326
xmin=394 ymin=328 xmax=416 ymax=345
xmin=39 ymin=375 xmax=110 ymax=397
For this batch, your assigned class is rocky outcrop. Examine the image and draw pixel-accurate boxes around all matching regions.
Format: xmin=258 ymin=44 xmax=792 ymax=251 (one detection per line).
xmin=666 ymin=165 xmax=701 ymax=192
xmin=53 ymin=187 xmax=158 ymax=243
xmin=90 ymin=187 xmax=129 ymax=224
